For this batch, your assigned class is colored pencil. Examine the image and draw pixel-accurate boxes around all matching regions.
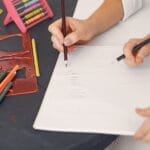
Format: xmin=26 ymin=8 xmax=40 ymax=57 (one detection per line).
xmin=32 ymin=38 xmax=40 ymax=77
xmin=0 ymin=71 xmax=8 ymax=82
xmin=0 ymin=65 xmax=19 ymax=94
xmin=0 ymin=82 xmax=13 ymax=104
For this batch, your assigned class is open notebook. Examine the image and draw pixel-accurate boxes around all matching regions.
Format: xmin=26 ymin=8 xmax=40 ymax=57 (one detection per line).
xmin=33 ymin=0 xmax=150 ymax=135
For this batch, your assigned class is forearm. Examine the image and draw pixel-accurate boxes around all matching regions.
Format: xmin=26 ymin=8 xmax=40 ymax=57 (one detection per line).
xmin=87 ymin=0 xmax=124 ymax=37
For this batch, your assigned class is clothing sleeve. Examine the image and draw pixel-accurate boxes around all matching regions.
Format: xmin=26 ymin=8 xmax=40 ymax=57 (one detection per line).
xmin=122 ymin=0 xmax=143 ymax=21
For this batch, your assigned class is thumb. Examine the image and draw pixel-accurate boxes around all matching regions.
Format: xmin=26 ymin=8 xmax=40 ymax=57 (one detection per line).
xmin=136 ymin=107 xmax=150 ymax=118
xmin=64 ymin=31 xmax=80 ymax=46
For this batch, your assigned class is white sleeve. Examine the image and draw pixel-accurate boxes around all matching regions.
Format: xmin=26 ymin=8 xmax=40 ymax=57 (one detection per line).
xmin=122 ymin=0 xmax=143 ymax=21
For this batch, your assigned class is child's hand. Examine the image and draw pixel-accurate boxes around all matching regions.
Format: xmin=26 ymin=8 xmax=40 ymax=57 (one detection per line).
xmin=123 ymin=38 xmax=150 ymax=66
xmin=48 ymin=17 xmax=94 ymax=52
xmin=134 ymin=107 xmax=150 ymax=142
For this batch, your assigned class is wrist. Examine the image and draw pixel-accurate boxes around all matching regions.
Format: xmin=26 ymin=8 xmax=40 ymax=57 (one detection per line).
xmin=85 ymin=18 xmax=101 ymax=39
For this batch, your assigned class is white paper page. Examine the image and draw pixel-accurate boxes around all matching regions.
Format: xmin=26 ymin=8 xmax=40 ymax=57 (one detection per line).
xmin=34 ymin=46 xmax=150 ymax=135
xmin=74 ymin=0 xmax=150 ymax=46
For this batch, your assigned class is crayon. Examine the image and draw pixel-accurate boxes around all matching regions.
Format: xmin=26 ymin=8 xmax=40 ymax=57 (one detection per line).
xmin=32 ymin=38 xmax=40 ymax=77
xmin=0 ymin=65 xmax=19 ymax=94
xmin=0 ymin=82 xmax=13 ymax=104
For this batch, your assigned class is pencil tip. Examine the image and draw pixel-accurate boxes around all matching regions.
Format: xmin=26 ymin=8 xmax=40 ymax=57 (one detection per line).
xmin=64 ymin=61 xmax=68 ymax=67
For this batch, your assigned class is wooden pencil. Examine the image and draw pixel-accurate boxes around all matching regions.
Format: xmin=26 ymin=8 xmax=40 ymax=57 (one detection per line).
xmin=117 ymin=38 xmax=150 ymax=61
xmin=32 ymin=38 xmax=40 ymax=77
xmin=0 ymin=65 xmax=19 ymax=94
xmin=61 ymin=0 xmax=68 ymax=67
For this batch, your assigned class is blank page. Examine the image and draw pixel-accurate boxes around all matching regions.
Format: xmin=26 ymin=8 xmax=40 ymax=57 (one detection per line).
xmin=33 ymin=46 xmax=150 ymax=135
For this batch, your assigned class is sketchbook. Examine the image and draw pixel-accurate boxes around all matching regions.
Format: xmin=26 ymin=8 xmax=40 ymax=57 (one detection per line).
xmin=33 ymin=46 xmax=150 ymax=135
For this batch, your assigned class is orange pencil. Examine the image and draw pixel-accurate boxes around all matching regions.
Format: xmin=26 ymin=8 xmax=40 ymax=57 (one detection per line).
xmin=0 ymin=65 xmax=19 ymax=94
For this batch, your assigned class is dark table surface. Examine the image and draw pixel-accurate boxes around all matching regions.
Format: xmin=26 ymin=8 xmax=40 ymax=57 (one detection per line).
xmin=0 ymin=1 xmax=116 ymax=150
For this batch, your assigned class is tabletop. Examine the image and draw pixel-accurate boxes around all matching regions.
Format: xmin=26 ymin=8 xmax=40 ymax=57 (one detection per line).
xmin=0 ymin=1 xmax=116 ymax=150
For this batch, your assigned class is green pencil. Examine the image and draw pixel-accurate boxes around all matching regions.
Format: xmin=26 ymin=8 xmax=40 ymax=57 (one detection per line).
xmin=0 ymin=82 xmax=13 ymax=104
xmin=0 ymin=71 xmax=8 ymax=82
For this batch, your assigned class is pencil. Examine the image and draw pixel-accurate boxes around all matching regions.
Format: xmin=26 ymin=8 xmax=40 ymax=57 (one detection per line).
xmin=117 ymin=38 xmax=150 ymax=61
xmin=61 ymin=0 xmax=68 ymax=67
xmin=32 ymin=38 xmax=40 ymax=77
xmin=0 ymin=82 xmax=13 ymax=104
xmin=0 ymin=8 xmax=3 ymax=15
xmin=0 ymin=65 xmax=19 ymax=94
xmin=0 ymin=71 xmax=8 ymax=82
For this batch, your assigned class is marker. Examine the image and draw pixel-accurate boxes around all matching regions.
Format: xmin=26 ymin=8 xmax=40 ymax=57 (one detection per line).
xmin=32 ymin=38 xmax=40 ymax=77
xmin=0 ymin=71 xmax=8 ymax=82
xmin=0 ymin=82 xmax=13 ymax=104
xmin=0 ymin=65 xmax=19 ymax=94
xmin=0 ymin=8 xmax=3 ymax=15
xmin=117 ymin=38 xmax=150 ymax=61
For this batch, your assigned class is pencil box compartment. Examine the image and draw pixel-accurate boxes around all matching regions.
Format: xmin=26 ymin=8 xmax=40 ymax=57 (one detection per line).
xmin=0 ymin=33 xmax=38 ymax=96
xmin=3 ymin=0 xmax=54 ymax=33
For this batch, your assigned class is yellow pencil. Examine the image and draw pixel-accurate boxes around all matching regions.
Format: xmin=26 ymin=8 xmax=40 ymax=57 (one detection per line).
xmin=32 ymin=38 xmax=40 ymax=77
xmin=0 ymin=8 xmax=3 ymax=15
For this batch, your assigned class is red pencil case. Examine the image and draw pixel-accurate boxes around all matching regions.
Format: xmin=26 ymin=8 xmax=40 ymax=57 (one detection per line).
xmin=3 ymin=0 xmax=54 ymax=33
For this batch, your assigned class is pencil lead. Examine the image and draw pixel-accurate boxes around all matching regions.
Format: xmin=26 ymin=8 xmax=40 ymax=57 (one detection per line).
xmin=64 ymin=60 xmax=68 ymax=67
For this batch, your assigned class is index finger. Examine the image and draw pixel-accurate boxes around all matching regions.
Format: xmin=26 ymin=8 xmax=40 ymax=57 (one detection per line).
xmin=48 ymin=19 xmax=64 ymax=43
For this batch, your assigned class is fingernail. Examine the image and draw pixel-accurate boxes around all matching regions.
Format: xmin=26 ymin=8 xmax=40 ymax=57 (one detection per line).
xmin=64 ymin=38 xmax=73 ymax=46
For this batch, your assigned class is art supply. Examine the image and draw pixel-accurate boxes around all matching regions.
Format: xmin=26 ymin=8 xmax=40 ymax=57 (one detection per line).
xmin=14 ymin=0 xmax=29 ymax=6
xmin=0 ymin=82 xmax=13 ymax=104
xmin=16 ymin=0 xmax=39 ymax=12
xmin=22 ymin=7 xmax=44 ymax=20
xmin=20 ymin=3 xmax=41 ymax=16
xmin=117 ymin=38 xmax=150 ymax=61
xmin=25 ymin=11 xmax=46 ymax=25
xmin=61 ymin=0 xmax=68 ymax=67
xmin=32 ymin=38 xmax=40 ymax=77
xmin=0 ymin=71 xmax=8 ymax=82
xmin=0 ymin=8 xmax=3 ymax=15
xmin=0 ymin=65 xmax=19 ymax=94
xmin=3 ymin=0 xmax=54 ymax=33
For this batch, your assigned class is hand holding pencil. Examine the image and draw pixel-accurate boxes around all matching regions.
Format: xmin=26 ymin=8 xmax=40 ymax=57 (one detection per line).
xmin=48 ymin=18 xmax=95 ymax=52
xmin=122 ymin=36 xmax=150 ymax=66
